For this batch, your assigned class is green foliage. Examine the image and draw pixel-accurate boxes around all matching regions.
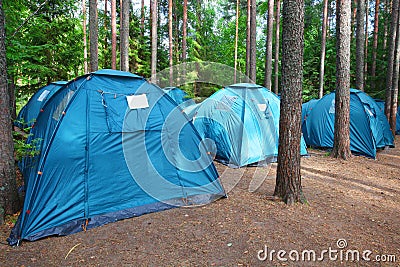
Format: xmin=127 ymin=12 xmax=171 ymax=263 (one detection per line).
xmin=12 ymin=125 xmax=41 ymax=162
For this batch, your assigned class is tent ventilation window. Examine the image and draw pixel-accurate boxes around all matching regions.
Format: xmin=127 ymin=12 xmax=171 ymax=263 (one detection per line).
xmin=37 ymin=90 xmax=50 ymax=102
xmin=216 ymin=95 xmax=237 ymax=111
xmin=52 ymin=90 xmax=75 ymax=121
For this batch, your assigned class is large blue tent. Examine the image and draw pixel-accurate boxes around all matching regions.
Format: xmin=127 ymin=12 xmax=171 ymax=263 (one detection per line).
xmin=9 ymin=69 xmax=225 ymax=246
xmin=16 ymin=81 xmax=68 ymax=128
xmin=301 ymin=89 xmax=394 ymax=158
xmin=184 ymin=83 xmax=308 ymax=168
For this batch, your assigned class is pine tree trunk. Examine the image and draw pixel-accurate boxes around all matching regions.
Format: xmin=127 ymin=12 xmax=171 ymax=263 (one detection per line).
xmin=234 ymin=0 xmax=240 ymax=83
xmin=390 ymin=8 xmax=400 ymax=136
xmin=319 ymin=0 xmax=329 ymax=99
xmin=273 ymin=0 xmax=281 ymax=94
xmin=83 ymin=0 xmax=88 ymax=73
xmin=371 ymin=0 xmax=380 ymax=90
xmin=0 ymin=1 xmax=21 ymax=223
xmin=111 ymin=0 xmax=117 ymax=70
xmin=151 ymin=0 xmax=158 ymax=78
xmin=168 ymin=0 xmax=173 ymax=85
xmin=385 ymin=0 xmax=399 ymax=119
xmin=246 ymin=0 xmax=251 ymax=77
xmin=104 ymin=0 xmax=108 ymax=68
xmin=332 ymin=0 xmax=352 ymax=160
xmin=120 ymin=0 xmax=130 ymax=71
xmin=274 ymin=0 xmax=305 ymax=205
xmin=140 ymin=0 xmax=145 ymax=35
xmin=364 ymin=0 xmax=369 ymax=88
xmin=356 ymin=0 xmax=365 ymax=91
xmin=249 ymin=0 xmax=257 ymax=82
xmin=182 ymin=0 xmax=187 ymax=63
xmin=264 ymin=0 xmax=274 ymax=90
xmin=89 ymin=0 xmax=99 ymax=72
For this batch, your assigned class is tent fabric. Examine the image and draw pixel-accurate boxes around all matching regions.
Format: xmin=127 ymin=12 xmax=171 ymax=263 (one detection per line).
xmin=301 ymin=89 xmax=394 ymax=158
xmin=9 ymin=69 xmax=225 ymax=246
xmin=163 ymin=87 xmax=196 ymax=108
xmin=374 ymin=100 xmax=400 ymax=135
xmin=184 ymin=83 xmax=308 ymax=168
xmin=15 ymin=81 xmax=68 ymax=128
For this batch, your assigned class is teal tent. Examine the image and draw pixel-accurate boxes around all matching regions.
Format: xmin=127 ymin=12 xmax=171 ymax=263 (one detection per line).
xmin=9 ymin=69 xmax=225 ymax=246
xmin=184 ymin=83 xmax=308 ymax=168
xmin=16 ymin=81 xmax=68 ymax=128
xmin=374 ymin=100 xmax=400 ymax=135
xmin=301 ymin=89 xmax=394 ymax=158
xmin=163 ymin=87 xmax=196 ymax=108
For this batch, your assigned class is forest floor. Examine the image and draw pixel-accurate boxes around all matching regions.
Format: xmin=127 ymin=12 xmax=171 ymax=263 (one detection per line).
xmin=1 ymin=137 xmax=399 ymax=266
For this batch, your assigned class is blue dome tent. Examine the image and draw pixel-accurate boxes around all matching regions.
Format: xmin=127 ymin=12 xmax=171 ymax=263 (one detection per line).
xmin=301 ymin=89 xmax=394 ymax=158
xmin=184 ymin=83 xmax=308 ymax=168
xmin=9 ymin=69 xmax=225 ymax=246
xmin=16 ymin=81 xmax=68 ymax=128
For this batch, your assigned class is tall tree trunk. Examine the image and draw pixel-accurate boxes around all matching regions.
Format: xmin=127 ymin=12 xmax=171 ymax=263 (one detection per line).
xmin=385 ymin=0 xmax=399 ymax=119
xmin=140 ymin=0 xmax=145 ymax=35
xmin=182 ymin=0 xmax=187 ymax=63
xmin=249 ymin=0 xmax=257 ymax=82
xmin=371 ymin=0 xmax=380 ymax=90
xmin=168 ymin=0 xmax=173 ymax=85
xmin=83 ymin=0 xmax=88 ymax=73
xmin=390 ymin=7 xmax=400 ymax=136
xmin=356 ymin=0 xmax=365 ymax=91
xmin=332 ymin=0 xmax=352 ymax=160
xmin=0 ymin=0 xmax=21 ymax=224
xmin=264 ymin=0 xmax=274 ymax=89
xmin=89 ymin=0 xmax=99 ymax=72
xmin=234 ymin=0 xmax=240 ymax=83
xmin=104 ymin=0 xmax=108 ymax=68
xmin=273 ymin=0 xmax=281 ymax=94
xmin=120 ymin=0 xmax=130 ymax=71
xmin=364 ymin=0 xmax=369 ymax=88
xmin=151 ymin=0 xmax=158 ymax=78
xmin=319 ymin=0 xmax=329 ymax=98
xmin=111 ymin=0 xmax=117 ymax=69
xmin=383 ymin=0 xmax=390 ymax=51
xmin=246 ymin=0 xmax=251 ymax=77
xmin=274 ymin=0 xmax=305 ymax=205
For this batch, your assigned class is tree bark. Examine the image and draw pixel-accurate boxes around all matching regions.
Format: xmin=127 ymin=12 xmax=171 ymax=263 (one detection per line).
xmin=390 ymin=6 xmax=400 ymax=136
xmin=151 ymin=0 xmax=158 ymax=78
xmin=332 ymin=0 xmax=352 ymax=160
xmin=371 ymin=0 xmax=380 ymax=90
xmin=111 ymin=0 xmax=117 ymax=69
xmin=120 ymin=0 xmax=130 ymax=71
xmin=246 ymin=0 xmax=251 ymax=77
xmin=0 ymin=0 xmax=21 ymax=223
xmin=274 ymin=0 xmax=281 ymax=94
xmin=234 ymin=0 xmax=240 ymax=83
xmin=356 ymin=0 xmax=365 ymax=91
xmin=274 ymin=0 xmax=306 ymax=205
xmin=168 ymin=0 xmax=173 ymax=85
xmin=182 ymin=0 xmax=187 ymax=63
xmin=385 ymin=0 xmax=399 ymax=119
xmin=319 ymin=0 xmax=329 ymax=99
xmin=364 ymin=0 xmax=369 ymax=87
xmin=264 ymin=0 xmax=274 ymax=90
xmin=249 ymin=0 xmax=257 ymax=82
xmin=89 ymin=0 xmax=99 ymax=72
xmin=140 ymin=0 xmax=145 ymax=36
xmin=83 ymin=0 xmax=88 ymax=73
xmin=104 ymin=0 xmax=108 ymax=68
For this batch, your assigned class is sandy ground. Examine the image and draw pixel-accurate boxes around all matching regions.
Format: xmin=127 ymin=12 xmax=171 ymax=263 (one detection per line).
xmin=1 ymin=137 xmax=399 ymax=266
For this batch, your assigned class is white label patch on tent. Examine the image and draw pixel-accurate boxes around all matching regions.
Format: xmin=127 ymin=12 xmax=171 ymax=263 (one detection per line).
xmin=257 ymin=103 xmax=267 ymax=112
xmin=126 ymin=94 xmax=149 ymax=109
xmin=37 ymin=90 xmax=50 ymax=102
xmin=329 ymin=99 xmax=335 ymax=114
